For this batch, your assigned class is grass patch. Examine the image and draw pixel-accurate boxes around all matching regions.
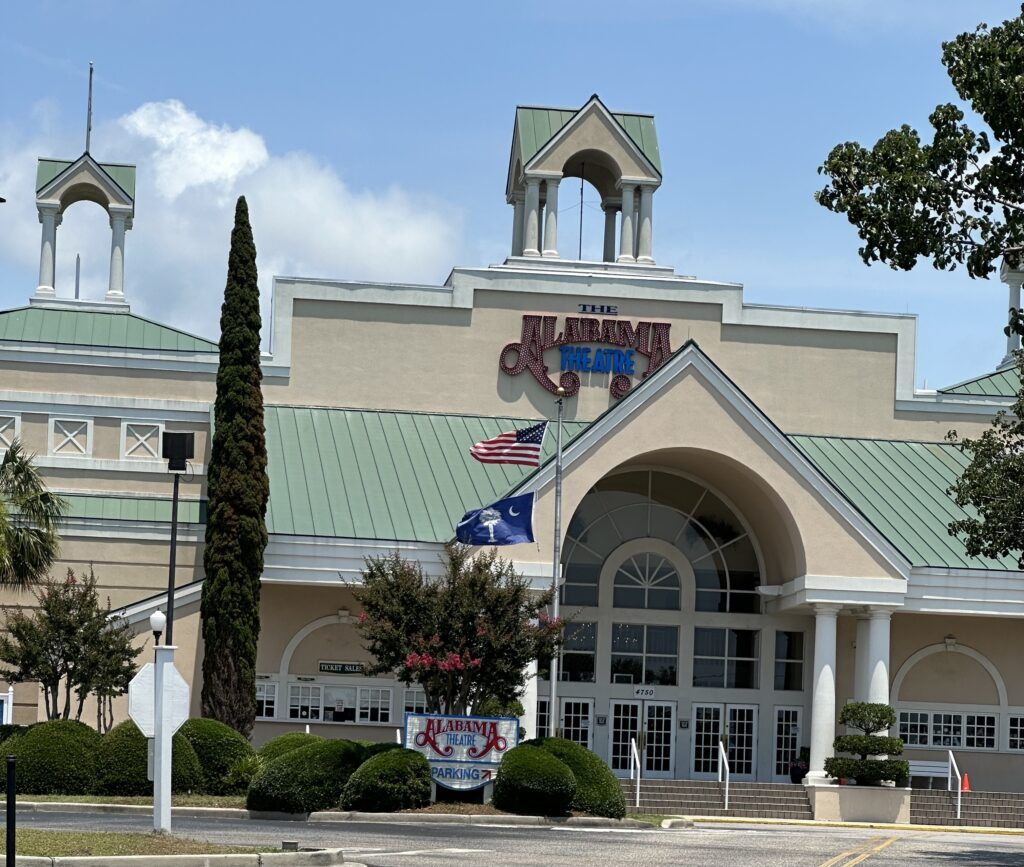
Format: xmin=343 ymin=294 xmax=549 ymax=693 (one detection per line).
xmin=1 ymin=828 xmax=262 ymax=857
xmin=4 ymin=794 xmax=247 ymax=808
xmin=628 ymin=812 xmax=673 ymax=826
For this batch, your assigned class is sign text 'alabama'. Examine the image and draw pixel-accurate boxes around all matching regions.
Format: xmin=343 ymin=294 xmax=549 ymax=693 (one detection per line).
xmin=405 ymin=713 xmax=519 ymax=791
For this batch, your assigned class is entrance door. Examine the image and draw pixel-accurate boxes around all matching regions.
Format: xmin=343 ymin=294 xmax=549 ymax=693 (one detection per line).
xmin=691 ymin=703 xmax=759 ymax=780
xmin=773 ymin=706 xmax=802 ymax=782
xmin=609 ymin=700 xmax=676 ymax=778
xmin=561 ymin=699 xmax=593 ymax=749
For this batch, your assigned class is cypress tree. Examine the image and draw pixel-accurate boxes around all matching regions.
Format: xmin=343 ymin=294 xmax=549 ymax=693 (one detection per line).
xmin=200 ymin=197 xmax=269 ymax=736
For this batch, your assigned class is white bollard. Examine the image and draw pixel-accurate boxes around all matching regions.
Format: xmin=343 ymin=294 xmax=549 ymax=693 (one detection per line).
xmin=153 ymin=645 xmax=175 ymax=833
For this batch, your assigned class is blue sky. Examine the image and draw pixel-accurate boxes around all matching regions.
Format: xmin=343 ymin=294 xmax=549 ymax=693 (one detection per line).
xmin=0 ymin=1 xmax=1019 ymax=389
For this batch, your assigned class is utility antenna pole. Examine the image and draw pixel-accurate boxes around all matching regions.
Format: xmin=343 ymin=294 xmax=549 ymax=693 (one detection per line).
xmin=85 ymin=62 xmax=94 ymax=153
xmin=578 ymin=163 xmax=585 ymax=260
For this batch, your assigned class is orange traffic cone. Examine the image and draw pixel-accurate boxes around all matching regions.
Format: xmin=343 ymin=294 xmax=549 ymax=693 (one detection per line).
xmin=962 ymin=773 xmax=971 ymax=793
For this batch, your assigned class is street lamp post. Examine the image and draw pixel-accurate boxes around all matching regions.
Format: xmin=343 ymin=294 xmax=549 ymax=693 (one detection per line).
xmin=160 ymin=433 xmax=194 ymax=645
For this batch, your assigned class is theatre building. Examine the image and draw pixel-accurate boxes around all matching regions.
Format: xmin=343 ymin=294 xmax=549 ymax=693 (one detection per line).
xmin=4 ymin=96 xmax=1024 ymax=796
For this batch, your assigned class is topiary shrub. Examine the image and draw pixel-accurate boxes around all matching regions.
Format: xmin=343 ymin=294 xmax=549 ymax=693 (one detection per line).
xmin=5 ymin=719 xmax=102 ymax=795
xmin=492 ymin=744 xmax=576 ymax=817
xmin=824 ymin=702 xmax=909 ymax=786
xmin=95 ymin=721 xmax=203 ymax=795
xmin=341 ymin=748 xmax=431 ymax=812
xmin=525 ymin=737 xmax=625 ymax=819
xmin=179 ymin=718 xmax=255 ymax=794
xmin=257 ymin=732 xmax=325 ymax=763
xmin=246 ymin=739 xmax=365 ymax=814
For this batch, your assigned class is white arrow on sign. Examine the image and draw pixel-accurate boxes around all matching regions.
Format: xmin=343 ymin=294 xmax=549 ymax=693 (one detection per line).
xmin=128 ymin=661 xmax=190 ymax=738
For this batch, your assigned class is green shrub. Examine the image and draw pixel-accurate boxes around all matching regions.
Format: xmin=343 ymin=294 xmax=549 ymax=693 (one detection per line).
xmin=224 ymin=753 xmax=264 ymax=793
xmin=492 ymin=744 xmax=576 ymax=817
xmin=0 ymin=724 xmax=26 ymax=747
xmin=362 ymin=741 xmax=402 ymax=761
xmin=247 ymin=739 xmax=365 ymax=813
xmin=526 ymin=737 xmax=625 ymax=819
xmin=5 ymin=719 xmax=101 ymax=795
xmin=257 ymin=732 xmax=325 ymax=763
xmin=179 ymin=718 xmax=254 ymax=794
xmin=341 ymin=748 xmax=431 ymax=812
xmin=825 ymin=702 xmax=908 ymax=786
xmin=94 ymin=721 xmax=203 ymax=796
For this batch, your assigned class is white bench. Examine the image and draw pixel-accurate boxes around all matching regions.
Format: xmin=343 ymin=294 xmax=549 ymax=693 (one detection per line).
xmin=908 ymin=760 xmax=949 ymax=788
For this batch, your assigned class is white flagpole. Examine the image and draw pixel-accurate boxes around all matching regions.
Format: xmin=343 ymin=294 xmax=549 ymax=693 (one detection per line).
xmin=548 ymin=387 xmax=565 ymax=738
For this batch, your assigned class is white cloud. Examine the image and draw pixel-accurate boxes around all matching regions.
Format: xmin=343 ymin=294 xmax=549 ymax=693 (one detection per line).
xmin=0 ymin=100 xmax=464 ymax=347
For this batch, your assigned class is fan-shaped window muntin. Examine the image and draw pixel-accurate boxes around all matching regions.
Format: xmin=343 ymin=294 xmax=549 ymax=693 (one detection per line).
xmin=562 ymin=470 xmax=762 ymax=612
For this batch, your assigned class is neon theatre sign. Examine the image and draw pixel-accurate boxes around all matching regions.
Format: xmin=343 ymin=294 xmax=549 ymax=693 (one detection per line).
xmin=499 ymin=314 xmax=672 ymax=399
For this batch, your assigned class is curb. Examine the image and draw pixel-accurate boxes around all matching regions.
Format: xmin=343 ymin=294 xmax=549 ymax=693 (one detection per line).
xmin=683 ymin=815 xmax=1024 ymax=836
xmin=5 ymin=849 xmax=346 ymax=866
xmin=660 ymin=818 xmax=695 ymax=829
xmin=310 ymin=811 xmax=650 ymax=829
xmin=8 ymin=802 xmax=649 ymax=829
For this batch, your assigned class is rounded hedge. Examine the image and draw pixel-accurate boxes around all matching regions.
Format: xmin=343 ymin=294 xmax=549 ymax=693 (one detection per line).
xmin=179 ymin=718 xmax=254 ymax=794
xmin=94 ymin=721 xmax=203 ymax=796
xmin=247 ymin=739 xmax=366 ymax=814
xmin=525 ymin=737 xmax=625 ymax=819
xmin=341 ymin=748 xmax=431 ymax=812
xmin=5 ymin=719 xmax=102 ymax=795
xmin=257 ymin=732 xmax=325 ymax=763
xmin=492 ymin=744 xmax=576 ymax=817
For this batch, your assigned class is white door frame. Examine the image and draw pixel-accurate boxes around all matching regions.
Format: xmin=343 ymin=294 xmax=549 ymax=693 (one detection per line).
xmin=772 ymin=705 xmax=802 ymax=783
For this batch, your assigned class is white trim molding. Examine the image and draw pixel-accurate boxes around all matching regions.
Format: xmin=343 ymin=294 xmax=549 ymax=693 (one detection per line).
xmin=892 ymin=642 xmax=1008 ymax=708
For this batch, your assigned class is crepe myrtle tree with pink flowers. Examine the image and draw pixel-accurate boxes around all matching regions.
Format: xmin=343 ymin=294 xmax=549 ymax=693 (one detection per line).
xmin=354 ymin=542 xmax=562 ymax=715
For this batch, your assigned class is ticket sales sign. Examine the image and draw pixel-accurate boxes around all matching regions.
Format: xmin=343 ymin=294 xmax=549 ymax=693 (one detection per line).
xmin=404 ymin=713 xmax=519 ymax=790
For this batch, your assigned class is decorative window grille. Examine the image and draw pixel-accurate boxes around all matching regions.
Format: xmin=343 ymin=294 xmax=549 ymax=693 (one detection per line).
xmin=51 ymin=418 xmax=90 ymax=456
xmin=0 ymin=416 xmax=17 ymax=451
xmin=124 ymin=423 xmax=161 ymax=459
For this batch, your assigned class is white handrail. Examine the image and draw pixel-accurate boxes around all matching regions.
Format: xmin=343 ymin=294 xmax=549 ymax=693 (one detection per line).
xmin=630 ymin=737 xmax=642 ymax=810
xmin=718 ymin=740 xmax=730 ymax=811
xmin=948 ymin=750 xmax=962 ymax=821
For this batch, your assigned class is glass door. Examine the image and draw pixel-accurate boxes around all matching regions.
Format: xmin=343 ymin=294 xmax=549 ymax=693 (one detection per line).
xmin=691 ymin=703 xmax=723 ymax=779
xmin=726 ymin=704 xmax=758 ymax=780
xmin=643 ymin=701 xmax=675 ymax=778
xmin=609 ymin=700 xmax=640 ymax=776
xmin=773 ymin=706 xmax=801 ymax=782
xmin=561 ymin=699 xmax=593 ymax=749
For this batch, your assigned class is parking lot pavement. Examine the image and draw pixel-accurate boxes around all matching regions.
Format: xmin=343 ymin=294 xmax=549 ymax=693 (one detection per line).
xmin=15 ymin=810 xmax=1024 ymax=865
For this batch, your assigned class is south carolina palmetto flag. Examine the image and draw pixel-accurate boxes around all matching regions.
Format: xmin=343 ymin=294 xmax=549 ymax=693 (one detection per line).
xmin=468 ymin=421 xmax=547 ymax=467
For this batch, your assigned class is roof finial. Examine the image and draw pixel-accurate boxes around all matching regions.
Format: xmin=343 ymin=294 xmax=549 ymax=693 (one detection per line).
xmin=85 ymin=62 xmax=94 ymax=154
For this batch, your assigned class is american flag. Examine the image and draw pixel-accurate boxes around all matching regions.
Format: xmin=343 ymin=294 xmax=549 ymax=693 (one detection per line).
xmin=469 ymin=421 xmax=548 ymax=467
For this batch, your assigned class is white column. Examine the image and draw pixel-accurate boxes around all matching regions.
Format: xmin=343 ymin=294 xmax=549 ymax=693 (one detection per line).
xmin=866 ymin=609 xmax=892 ymax=706
xmin=523 ymin=178 xmax=541 ymax=257
xmin=511 ymin=195 xmax=525 ymax=257
xmin=519 ymin=659 xmax=538 ymax=738
xmin=636 ymin=184 xmax=655 ymax=264
xmin=807 ymin=604 xmax=840 ymax=784
xmin=602 ymin=202 xmax=618 ymax=262
xmin=854 ymin=614 xmax=870 ymax=702
xmin=1004 ymin=273 xmax=1023 ymax=363
xmin=542 ymin=179 xmax=560 ymax=258
xmin=617 ymin=185 xmax=635 ymax=263
xmin=107 ymin=212 xmax=128 ymax=302
xmin=36 ymin=205 xmax=59 ymax=297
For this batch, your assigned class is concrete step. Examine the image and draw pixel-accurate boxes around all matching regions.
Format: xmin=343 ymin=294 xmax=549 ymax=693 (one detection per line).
xmin=623 ymin=778 xmax=812 ymax=820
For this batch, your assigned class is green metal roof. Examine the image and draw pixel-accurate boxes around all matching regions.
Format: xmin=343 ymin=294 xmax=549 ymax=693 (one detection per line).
xmin=516 ymin=105 xmax=662 ymax=173
xmin=939 ymin=367 xmax=1020 ymax=397
xmin=792 ymin=435 xmax=1019 ymax=570
xmin=61 ymin=493 xmax=205 ymax=524
xmin=0 ymin=307 xmax=218 ymax=353
xmin=36 ymin=157 xmax=137 ymax=201
xmin=263 ymin=406 xmax=587 ymax=541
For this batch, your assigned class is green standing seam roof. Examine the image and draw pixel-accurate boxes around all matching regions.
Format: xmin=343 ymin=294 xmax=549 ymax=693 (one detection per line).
xmin=939 ymin=367 xmax=1021 ymax=397
xmin=0 ymin=307 xmax=218 ymax=353
xmin=515 ymin=106 xmax=662 ymax=174
xmin=263 ymin=406 xmax=587 ymax=542
xmin=791 ymin=435 xmax=1020 ymax=571
xmin=36 ymin=158 xmax=137 ymax=201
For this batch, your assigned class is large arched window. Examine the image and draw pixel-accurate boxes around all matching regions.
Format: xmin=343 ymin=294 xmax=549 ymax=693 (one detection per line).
xmin=562 ymin=469 xmax=761 ymax=612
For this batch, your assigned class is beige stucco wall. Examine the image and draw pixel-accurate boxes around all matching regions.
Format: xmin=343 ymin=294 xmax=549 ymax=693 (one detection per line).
xmin=0 ymin=361 xmax=216 ymax=403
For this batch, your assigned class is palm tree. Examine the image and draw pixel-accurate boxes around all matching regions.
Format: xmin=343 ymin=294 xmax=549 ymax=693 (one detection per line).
xmin=0 ymin=440 xmax=67 ymax=588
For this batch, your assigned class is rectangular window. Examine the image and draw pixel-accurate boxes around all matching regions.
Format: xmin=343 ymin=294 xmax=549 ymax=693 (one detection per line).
xmin=561 ymin=622 xmax=596 ymax=682
xmin=693 ymin=628 xmax=759 ymax=689
xmin=965 ymin=714 xmax=997 ymax=750
xmin=773 ymin=631 xmax=804 ymax=691
xmin=899 ymin=711 xmax=930 ymax=746
xmin=323 ymin=686 xmax=357 ymax=722
xmin=255 ymin=682 xmax=277 ymax=719
xmin=288 ymin=684 xmax=322 ymax=721
xmin=358 ymin=687 xmax=392 ymax=723
xmin=931 ymin=712 xmax=963 ymax=748
xmin=404 ymin=689 xmax=427 ymax=714
xmin=611 ymin=624 xmax=678 ymax=686
xmin=536 ymin=699 xmax=550 ymax=738
xmin=1009 ymin=716 xmax=1024 ymax=751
